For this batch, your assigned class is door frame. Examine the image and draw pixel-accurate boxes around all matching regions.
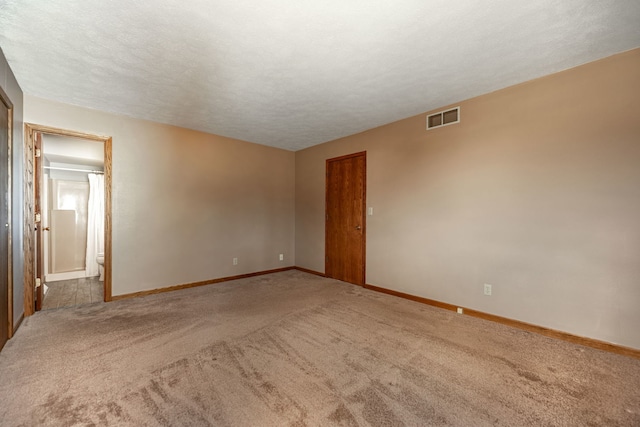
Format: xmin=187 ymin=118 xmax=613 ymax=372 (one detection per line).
xmin=0 ymin=86 xmax=13 ymax=339
xmin=33 ymin=132 xmax=43 ymax=311
xmin=325 ymin=151 xmax=367 ymax=285
xmin=23 ymin=124 xmax=113 ymax=316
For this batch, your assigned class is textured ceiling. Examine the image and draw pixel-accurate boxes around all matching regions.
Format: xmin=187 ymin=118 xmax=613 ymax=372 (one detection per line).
xmin=1 ymin=1 xmax=640 ymax=151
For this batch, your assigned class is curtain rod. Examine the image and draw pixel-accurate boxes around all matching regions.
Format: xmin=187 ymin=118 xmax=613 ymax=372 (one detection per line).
xmin=44 ymin=166 xmax=104 ymax=174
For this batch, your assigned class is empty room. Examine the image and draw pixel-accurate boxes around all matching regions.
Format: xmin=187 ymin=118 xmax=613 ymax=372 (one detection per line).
xmin=1 ymin=1 xmax=640 ymax=426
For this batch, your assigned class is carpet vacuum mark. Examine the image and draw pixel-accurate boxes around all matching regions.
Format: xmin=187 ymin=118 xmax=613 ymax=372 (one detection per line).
xmin=1 ymin=271 xmax=639 ymax=426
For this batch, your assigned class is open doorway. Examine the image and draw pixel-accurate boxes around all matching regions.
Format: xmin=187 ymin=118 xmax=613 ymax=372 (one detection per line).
xmin=23 ymin=124 xmax=112 ymax=316
xmin=41 ymin=134 xmax=105 ymax=309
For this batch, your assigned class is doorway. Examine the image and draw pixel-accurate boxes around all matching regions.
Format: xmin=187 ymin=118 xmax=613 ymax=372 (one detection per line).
xmin=42 ymin=134 xmax=106 ymax=309
xmin=24 ymin=124 xmax=112 ymax=316
xmin=325 ymin=151 xmax=366 ymax=285
xmin=1 ymin=87 xmax=13 ymax=349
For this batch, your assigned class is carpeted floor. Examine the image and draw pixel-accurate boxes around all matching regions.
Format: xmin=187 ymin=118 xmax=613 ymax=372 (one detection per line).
xmin=0 ymin=270 xmax=638 ymax=426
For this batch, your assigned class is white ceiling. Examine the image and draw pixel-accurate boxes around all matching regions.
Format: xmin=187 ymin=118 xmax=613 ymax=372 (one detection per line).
xmin=1 ymin=1 xmax=639 ymax=151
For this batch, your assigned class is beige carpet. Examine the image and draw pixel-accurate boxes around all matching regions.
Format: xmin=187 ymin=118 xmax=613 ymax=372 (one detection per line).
xmin=0 ymin=270 xmax=638 ymax=426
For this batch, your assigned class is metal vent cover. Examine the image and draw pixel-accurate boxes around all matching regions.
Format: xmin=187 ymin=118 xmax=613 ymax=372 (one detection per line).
xmin=427 ymin=107 xmax=460 ymax=130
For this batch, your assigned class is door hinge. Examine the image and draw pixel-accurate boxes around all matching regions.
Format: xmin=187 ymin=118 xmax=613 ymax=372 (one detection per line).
xmin=35 ymin=148 xmax=41 ymax=158
xmin=35 ymin=212 xmax=41 ymax=223
xmin=35 ymin=277 xmax=41 ymax=288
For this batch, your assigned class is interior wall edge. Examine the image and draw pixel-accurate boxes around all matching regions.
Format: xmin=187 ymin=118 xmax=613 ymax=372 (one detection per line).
xmin=294 ymin=48 xmax=640 ymax=350
xmin=293 ymin=266 xmax=326 ymax=278
xmin=288 ymin=266 xmax=640 ymax=358
xmin=12 ymin=313 xmax=23 ymax=334
xmin=23 ymin=95 xmax=297 ymax=297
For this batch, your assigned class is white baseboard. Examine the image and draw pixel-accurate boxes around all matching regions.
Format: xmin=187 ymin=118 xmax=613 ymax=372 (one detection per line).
xmin=46 ymin=270 xmax=98 ymax=282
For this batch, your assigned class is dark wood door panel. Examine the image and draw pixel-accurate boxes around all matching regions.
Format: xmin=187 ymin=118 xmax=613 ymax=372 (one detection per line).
xmin=1 ymin=100 xmax=9 ymax=350
xmin=325 ymin=152 xmax=366 ymax=285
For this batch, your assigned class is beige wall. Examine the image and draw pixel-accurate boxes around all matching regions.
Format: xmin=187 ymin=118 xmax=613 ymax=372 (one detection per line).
xmin=24 ymin=96 xmax=295 ymax=296
xmin=19 ymin=49 xmax=640 ymax=349
xmin=295 ymin=49 xmax=640 ymax=349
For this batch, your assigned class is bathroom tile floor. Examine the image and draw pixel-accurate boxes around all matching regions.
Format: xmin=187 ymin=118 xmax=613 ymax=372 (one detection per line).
xmin=42 ymin=277 xmax=104 ymax=310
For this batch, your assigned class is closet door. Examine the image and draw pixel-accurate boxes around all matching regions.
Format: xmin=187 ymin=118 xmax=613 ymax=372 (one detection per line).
xmin=0 ymin=94 xmax=10 ymax=349
xmin=325 ymin=152 xmax=366 ymax=286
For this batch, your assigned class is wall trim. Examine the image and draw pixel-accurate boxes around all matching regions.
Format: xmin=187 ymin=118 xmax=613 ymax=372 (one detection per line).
xmin=21 ymin=257 xmax=637 ymax=360
xmin=294 ymin=266 xmax=326 ymax=277
xmin=288 ymin=269 xmax=640 ymax=358
xmin=362 ymin=283 xmax=640 ymax=360
xmin=46 ymin=271 xmax=91 ymax=282
xmin=112 ymin=266 xmax=296 ymax=301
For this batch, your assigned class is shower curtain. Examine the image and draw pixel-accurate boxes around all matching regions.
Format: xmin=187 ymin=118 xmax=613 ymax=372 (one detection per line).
xmin=85 ymin=173 xmax=105 ymax=277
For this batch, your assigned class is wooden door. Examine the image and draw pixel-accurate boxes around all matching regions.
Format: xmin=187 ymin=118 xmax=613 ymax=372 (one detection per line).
xmin=34 ymin=132 xmax=44 ymax=311
xmin=1 ymin=94 xmax=10 ymax=349
xmin=325 ymin=152 xmax=366 ymax=285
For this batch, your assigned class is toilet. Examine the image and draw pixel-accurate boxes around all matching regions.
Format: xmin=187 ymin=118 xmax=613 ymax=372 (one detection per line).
xmin=96 ymin=253 xmax=105 ymax=281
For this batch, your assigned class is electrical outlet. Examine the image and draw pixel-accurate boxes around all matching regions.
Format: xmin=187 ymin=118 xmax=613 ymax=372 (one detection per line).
xmin=484 ymin=283 xmax=492 ymax=296
xmin=233 ymin=257 xmax=238 ymax=266
xmin=279 ymin=254 xmax=284 ymax=261
xmin=457 ymin=307 xmax=463 ymax=314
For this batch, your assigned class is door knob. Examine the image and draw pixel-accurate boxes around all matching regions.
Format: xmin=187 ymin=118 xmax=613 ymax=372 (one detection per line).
xmin=44 ymin=227 xmax=50 ymax=231
xmin=355 ymin=225 xmax=361 ymax=230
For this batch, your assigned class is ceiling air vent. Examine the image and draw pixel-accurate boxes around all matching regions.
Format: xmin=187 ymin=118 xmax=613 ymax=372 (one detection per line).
xmin=426 ymin=106 xmax=460 ymax=130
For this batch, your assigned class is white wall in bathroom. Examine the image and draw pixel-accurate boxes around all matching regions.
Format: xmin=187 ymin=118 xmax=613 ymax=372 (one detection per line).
xmin=47 ymin=162 xmax=103 ymax=182
xmin=43 ymin=134 xmax=104 ymax=165
xmin=48 ymin=179 xmax=89 ymax=274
